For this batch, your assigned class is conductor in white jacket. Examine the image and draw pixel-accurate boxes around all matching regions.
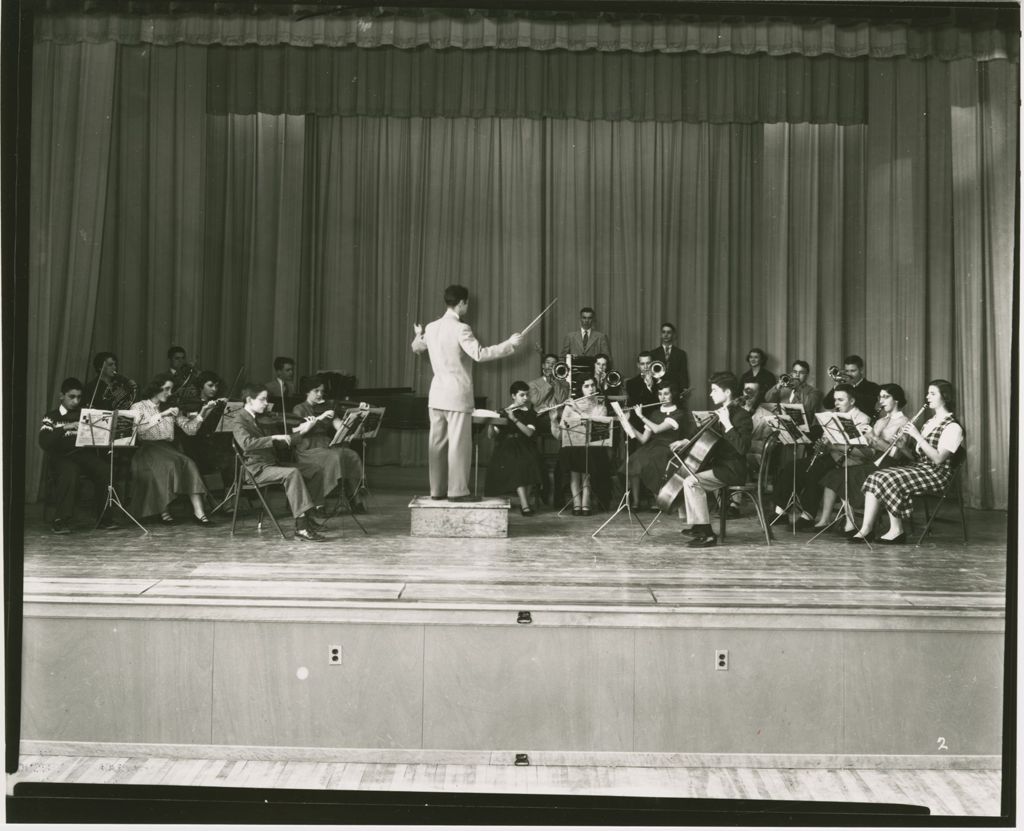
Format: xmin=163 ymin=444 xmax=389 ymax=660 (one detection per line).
xmin=411 ymin=285 xmax=522 ymax=502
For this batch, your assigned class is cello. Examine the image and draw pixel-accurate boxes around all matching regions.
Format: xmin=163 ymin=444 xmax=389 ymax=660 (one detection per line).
xmin=654 ymin=412 xmax=724 ymax=512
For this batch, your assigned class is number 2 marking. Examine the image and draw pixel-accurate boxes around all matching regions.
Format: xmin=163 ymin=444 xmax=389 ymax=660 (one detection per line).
xmin=937 ymin=737 xmax=948 ymax=751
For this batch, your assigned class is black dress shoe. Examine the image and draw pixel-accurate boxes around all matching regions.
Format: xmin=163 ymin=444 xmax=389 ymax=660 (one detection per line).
xmin=681 ymin=526 xmax=703 ymax=537
xmin=448 ymin=495 xmax=482 ymax=503
xmin=572 ymin=507 xmax=583 ymax=517
xmin=159 ymin=513 xmax=176 ymax=525
xmin=521 ymin=506 xmax=535 ymax=516
xmin=51 ymin=518 xmax=72 ymax=535
xmin=687 ymin=532 xmax=718 ymax=548
xmin=192 ymin=514 xmax=214 ymax=526
xmin=877 ymin=533 xmax=907 ymax=545
xmin=846 ymin=534 xmax=871 ymax=544
xmin=430 ymin=495 xmax=446 ymax=501
xmin=295 ymin=528 xmax=325 ymax=542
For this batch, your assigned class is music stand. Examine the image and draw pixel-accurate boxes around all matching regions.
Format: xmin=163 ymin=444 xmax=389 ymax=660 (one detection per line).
xmin=331 ymin=406 xmax=385 ymax=501
xmin=593 ymin=402 xmax=641 ymax=537
xmin=77 ymin=407 xmax=147 ymax=534
xmin=767 ymin=410 xmax=812 ymax=534
xmin=471 ymin=408 xmax=506 ymax=497
xmin=807 ymin=412 xmax=871 ymax=546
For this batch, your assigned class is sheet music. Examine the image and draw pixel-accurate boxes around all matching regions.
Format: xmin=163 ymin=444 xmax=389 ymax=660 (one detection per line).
xmin=815 ymin=411 xmax=869 ymax=445
xmin=780 ymin=403 xmax=811 ymax=433
xmin=217 ymin=401 xmax=246 ymax=432
xmin=773 ymin=412 xmax=811 ymax=445
xmin=75 ymin=408 xmax=139 ymax=448
xmin=610 ymin=401 xmax=638 ymax=440
xmin=330 ymin=407 xmax=385 ymax=445
xmin=587 ymin=419 xmax=614 ymax=447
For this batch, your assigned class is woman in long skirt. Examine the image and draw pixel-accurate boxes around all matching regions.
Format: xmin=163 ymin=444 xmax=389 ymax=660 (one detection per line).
xmin=130 ymin=374 xmax=213 ymax=524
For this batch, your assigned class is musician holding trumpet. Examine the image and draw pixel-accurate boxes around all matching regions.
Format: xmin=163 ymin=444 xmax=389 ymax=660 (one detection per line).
xmin=764 ymin=360 xmax=823 ymax=416
xmin=822 ymin=355 xmax=880 ymax=415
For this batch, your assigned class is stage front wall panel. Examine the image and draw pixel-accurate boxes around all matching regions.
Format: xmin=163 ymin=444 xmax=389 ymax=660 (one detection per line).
xmin=21 ymin=615 xmax=1003 ymax=757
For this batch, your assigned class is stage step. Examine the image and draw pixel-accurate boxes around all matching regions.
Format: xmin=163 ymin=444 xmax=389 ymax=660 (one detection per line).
xmin=408 ymin=496 xmax=510 ymax=538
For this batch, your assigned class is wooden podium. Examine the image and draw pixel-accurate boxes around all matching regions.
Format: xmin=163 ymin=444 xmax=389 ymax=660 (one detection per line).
xmin=409 ymin=496 xmax=510 ymax=538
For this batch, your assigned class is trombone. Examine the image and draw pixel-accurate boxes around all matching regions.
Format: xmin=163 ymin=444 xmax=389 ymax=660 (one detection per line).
xmin=603 ymin=370 xmax=622 ymax=390
xmin=649 ymin=360 xmax=667 ymax=380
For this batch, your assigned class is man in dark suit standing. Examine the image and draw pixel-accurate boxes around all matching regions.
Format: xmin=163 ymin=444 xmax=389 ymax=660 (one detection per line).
xmin=648 ymin=322 xmax=689 ymax=393
xmin=560 ymin=307 xmax=611 ymax=360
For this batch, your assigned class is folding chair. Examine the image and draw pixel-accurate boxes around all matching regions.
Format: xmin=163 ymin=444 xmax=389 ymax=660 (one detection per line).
xmin=717 ymin=438 xmax=774 ymax=545
xmin=914 ymin=447 xmax=968 ymax=545
xmin=228 ymin=442 xmax=288 ymax=540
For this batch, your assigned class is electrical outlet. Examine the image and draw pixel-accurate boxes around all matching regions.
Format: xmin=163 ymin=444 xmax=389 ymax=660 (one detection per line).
xmin=328 ymin=645 xmax=343 ymax=665
xmin=715 ymin=649 xmax=729 ymax=671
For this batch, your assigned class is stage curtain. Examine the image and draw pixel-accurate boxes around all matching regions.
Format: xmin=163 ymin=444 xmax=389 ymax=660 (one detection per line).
xmin=205 ymin=46 xmax=867 ymax=124
xmin=23 ymin=41 xmax=1017 ymax=510
xmin=26 ymin=41 xmax=117 ymax=496
xmin=35 ymin=9 xmax=1019 ymax=61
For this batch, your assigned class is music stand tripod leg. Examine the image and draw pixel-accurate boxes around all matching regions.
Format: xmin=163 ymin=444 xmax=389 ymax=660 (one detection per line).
xmin=592 ymin=433 xmax=640 ymax=538
xmin=97 ymin=447 xmax=148 ymax=535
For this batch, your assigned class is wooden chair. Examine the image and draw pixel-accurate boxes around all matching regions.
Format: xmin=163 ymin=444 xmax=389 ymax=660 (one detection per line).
xmin=914 ymin=447 xmax=968 ymax=545
xmin=716 ymin=438 xmax=774 ymax=546
xmin=228 ymin=442 xmax=288 ymax=540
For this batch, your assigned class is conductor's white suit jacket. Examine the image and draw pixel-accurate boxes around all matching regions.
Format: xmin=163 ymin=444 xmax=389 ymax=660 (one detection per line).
xmin=412 ymin=308 xmax=516 ymax=412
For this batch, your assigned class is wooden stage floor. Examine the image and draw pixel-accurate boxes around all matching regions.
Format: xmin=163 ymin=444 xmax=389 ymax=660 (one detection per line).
xmin=18 ymin=484 xmax=1008 ymax=614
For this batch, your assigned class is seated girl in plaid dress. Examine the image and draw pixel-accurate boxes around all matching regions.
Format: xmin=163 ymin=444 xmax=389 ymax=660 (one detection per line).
xmin=850 ymin=379 xmax=964 ymax=545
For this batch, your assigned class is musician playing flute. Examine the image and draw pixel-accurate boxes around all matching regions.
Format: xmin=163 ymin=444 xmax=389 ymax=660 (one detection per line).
xmin=676 ymin=372 xmax=752 ymax=548
xmin=484 ymin=381 xmax=544 ymax=516
xmin=622 ymin=381 xmax=687 ymax=511
xmin=411 ymin=284 xmax=522 ymax=502
xmin=850 ymin=379 xmax=964 ymax=545
xmin=813 ymin=383 xmax=911 ymax=535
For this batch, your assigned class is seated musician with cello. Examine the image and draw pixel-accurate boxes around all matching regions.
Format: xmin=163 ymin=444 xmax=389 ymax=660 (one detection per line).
xmin=664 ymin=372 xmax=752 ymax=548
xmin=291 ymin=374 xmax=368 ymax=514
xmin=232 ymin=382 xmax=330 ymax=542
xmin=622 ymin=381 xmax=688 ymax=512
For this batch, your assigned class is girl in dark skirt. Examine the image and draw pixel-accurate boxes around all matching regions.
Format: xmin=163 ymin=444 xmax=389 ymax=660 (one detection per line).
xmin=622 ymin=381 xmax=686 ymax=509
xmin=851 ymin=379 xmax=964 ymax=544
xmin=484 ymin=381 xmax=544 ymax=514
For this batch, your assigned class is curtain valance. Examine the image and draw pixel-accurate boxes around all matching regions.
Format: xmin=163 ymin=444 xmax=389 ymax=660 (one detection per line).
xmin=207 ymin=45 xmax=866 ymax=123
xmin=35 ymin=8 xmax=1018 ymax=61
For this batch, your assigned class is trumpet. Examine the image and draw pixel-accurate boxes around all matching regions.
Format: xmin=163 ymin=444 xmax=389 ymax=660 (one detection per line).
xmin=874 ymin=404 xmax=927 ymax=467
xmin=778 ymin=373 xmax=793 ymax=387
xmin=650 ymin=360 xmax=667 ymax=380
xmin=827 ymin=365 xmax=849 ymax=384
